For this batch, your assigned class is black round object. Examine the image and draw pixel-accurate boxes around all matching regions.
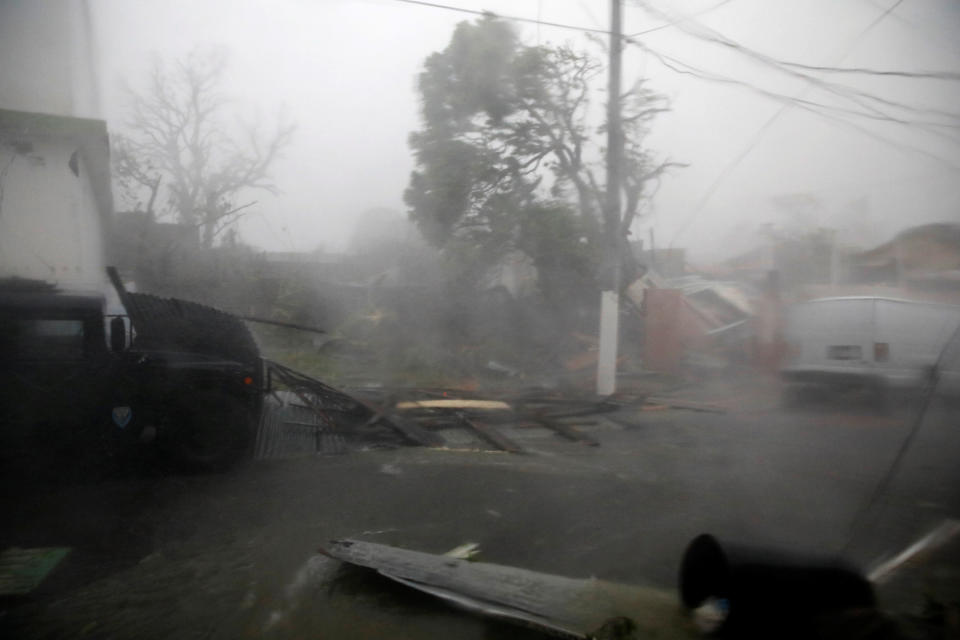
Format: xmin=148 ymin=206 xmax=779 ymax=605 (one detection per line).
xmin=680 ymin=533 xmax=730 ymax=609
xmin=679 ymin=533 xmax=875 ymax=638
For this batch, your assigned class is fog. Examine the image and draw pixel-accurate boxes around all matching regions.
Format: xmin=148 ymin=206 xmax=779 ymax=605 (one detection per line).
xmin=84 ymin=0 xmax=960 ymax=260
xmin=3 ymin=2 xmax=960 ymax=639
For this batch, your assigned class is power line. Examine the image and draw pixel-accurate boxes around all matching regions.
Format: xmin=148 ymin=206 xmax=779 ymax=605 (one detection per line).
xmin=389 ymin=0 xmax=960 ymax=145
xmin=645 ymin=54 xmax=960 ymax=169
xmin=631 ymin=0 xmax=960 ymax=129
xmin=622 ymin=24 xmax=960 ymax=142
xmin=390 ymin=0 xmax=730 ymax=42
xmin=861 ymin=0 xmax=958 ymax=56
xmin=575 ymin=0 xmax=604 ymax=31
xmin=634 ymin=2 xmax=910 ymax=106
xmin=388 ymin=0 xmax=613 ymax=36
xmin=393 ymin=0 xmax=958 ymax=128
xmin=841 ymin=322 xmax=960 ymax=556
xmin=640 ymin=0 xmax=959 ymax=247
xmin=778 ymin=61 xmax=960 ymax=82
xmin=386 ymin=0 xmax=959 ymax=239
xmin=640 ymin=44 xmax=960 ymax=135
xmin=631 ymin=0 xmax=902 ymax=76
xmin=627 ymin=0 xmax=735 ymax=37
xmin=392 ymin=0 xmax=959 ymax=91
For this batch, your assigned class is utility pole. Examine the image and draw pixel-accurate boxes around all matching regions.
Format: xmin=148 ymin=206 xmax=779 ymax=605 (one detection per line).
xmin=596 ymin=0 xmax=623 ymax=396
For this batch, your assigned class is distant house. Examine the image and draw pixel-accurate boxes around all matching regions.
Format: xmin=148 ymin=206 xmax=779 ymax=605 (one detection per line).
xmin=802 ymin=223 xmax=960 ymax=303
xmin=633 ymin=247 xmax=687 ymax=279
xmin=719 ymin=233 xmax=840 ymax=292
xmin=111 ymin=211 xmax=201 ymax=285
xmin=849 ymin=223 xmax=960 ymax=281
xmin=0 ymin=109 xmax=113 ymax=290
xmin=262 ymin=250 xmax=357 ymax=283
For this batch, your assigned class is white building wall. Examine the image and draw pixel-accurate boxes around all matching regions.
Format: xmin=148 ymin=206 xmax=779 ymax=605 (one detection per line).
xmin=0 ymin=1 xmax=101 ymax=119
xmin=0 ymin=0 xmax=110 ymax=293
xmin=0 ymin=139 xmax=104 ymax=290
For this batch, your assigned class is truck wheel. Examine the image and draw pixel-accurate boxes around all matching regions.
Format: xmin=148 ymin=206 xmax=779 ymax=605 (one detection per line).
xmin=163 ymin=391 xmax=254 ymax=472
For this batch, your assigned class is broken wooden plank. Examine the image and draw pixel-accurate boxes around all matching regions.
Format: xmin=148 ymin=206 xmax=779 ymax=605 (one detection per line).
xmin=645 ymin=397 xmax=726 ymax=413
xmin=395 ymin=399 xmax=512 ymax=411
xmin=535 ymin=402 xmax=622 ymax=421
xmin=378 ymin=411 xmax=446 ymax=447
xmin=312 ymin=384 xmax=445 ymax=448
xmin=604 ymin=414 xmax=645 ymax=429
xmin=455 ymin=415 xmax=525 ymax=454
xmin=320 ymin=539 xmax=695 ymax=640
xmin=532 ymin=416 xmax=600 ymax=446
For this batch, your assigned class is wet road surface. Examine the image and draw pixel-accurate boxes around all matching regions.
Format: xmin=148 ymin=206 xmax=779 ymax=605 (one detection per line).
xmin=1 ymin=383 xmax=957 ymax=639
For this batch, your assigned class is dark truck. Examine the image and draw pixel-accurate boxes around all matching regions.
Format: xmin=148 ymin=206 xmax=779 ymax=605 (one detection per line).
xmin=0 ymin=274 xmax=263 ymax=472
xmin=0 ymin=271 xmax=425 ymax=474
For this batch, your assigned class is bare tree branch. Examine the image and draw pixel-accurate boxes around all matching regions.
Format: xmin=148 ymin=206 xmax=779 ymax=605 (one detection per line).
xmin=113 ymin=49 xmax=294 ymax=246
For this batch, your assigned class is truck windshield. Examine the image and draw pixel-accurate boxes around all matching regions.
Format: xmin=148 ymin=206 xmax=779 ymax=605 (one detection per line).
xmin=0 ymin=317 xmax=86 ymax=361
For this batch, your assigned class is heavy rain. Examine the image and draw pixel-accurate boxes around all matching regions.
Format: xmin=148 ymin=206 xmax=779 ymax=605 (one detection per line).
xmin=1 ymin=1 xmax=959 ymax=638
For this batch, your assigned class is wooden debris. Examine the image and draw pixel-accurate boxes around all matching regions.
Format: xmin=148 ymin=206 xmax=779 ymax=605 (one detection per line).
xmin=645 ymin=397 xmax=726 ymax=413
xmin=456 ymin=415 xmax=526 ymax=454
xmin=396 ymin=399 xmax=512 ymax=411
xmin=379 ymin=411 xmax=446 ymax=447
xmin=444 ymin=542 xmax=481 ymax=561
xmin=532 ymin=416 xmax=600 ymax=447
xmin=564 ymin=350 xmax=599 ymax=372
xmin=257 ymin=377 xmax=616 ymax=454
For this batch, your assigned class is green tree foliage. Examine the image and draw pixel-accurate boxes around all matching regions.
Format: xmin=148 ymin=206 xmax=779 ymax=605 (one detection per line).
xmin=405 ymin=17 xmax=675 ymax=296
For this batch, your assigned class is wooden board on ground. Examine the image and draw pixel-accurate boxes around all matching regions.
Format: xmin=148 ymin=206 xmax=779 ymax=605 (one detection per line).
xmin=456 ymin=416 xmax=526 ymax=454
xmin=396 ymin=399 xmax=512 ymax=411
xmin=379 ymin=411 xmax=446 ymax=447
xmin=533 ymin=417 xmax=600 ymax=447
xmin=321 ymin=539 xmax=695 ymax=639
xmin=645 ymin=397 xmax=726 ymax=413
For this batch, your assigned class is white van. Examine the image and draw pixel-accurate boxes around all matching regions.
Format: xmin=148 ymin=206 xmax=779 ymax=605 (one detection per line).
xmin=781 ymin=297 xmax=960 ymax=392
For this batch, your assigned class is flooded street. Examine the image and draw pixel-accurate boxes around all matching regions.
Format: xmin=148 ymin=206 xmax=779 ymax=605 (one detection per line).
xmin=3 ymin=379 xmax=957 ymax=639
xmin=2 ymin=1 xmax=959 ymax=637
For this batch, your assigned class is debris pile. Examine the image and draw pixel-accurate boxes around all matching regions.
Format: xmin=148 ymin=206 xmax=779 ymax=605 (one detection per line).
xmin=254 ymin=365 xmax=725 ymax=459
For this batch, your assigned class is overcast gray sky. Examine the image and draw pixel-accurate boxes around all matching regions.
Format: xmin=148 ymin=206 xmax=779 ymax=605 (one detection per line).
xmin=90 ymin=0 xmax=960 ymax=262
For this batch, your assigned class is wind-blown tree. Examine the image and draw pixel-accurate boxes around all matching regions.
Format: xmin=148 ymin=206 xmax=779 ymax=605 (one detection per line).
xmin=405 ymin=17 xmax=677 ymax=294
xmin=114 ymin=50 xmax=294 ymax=247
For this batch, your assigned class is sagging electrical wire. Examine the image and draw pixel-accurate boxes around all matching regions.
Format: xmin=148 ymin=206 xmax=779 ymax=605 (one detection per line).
xmin=629 ymin=0 xmax=960 ymax=127
xmin=841 ymin=322 xmax=960 ymax=558
xmin=641 ymin=44 xmax=960 ymax=137
xmin=627 ymin=0 xmax=736 ymax=38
